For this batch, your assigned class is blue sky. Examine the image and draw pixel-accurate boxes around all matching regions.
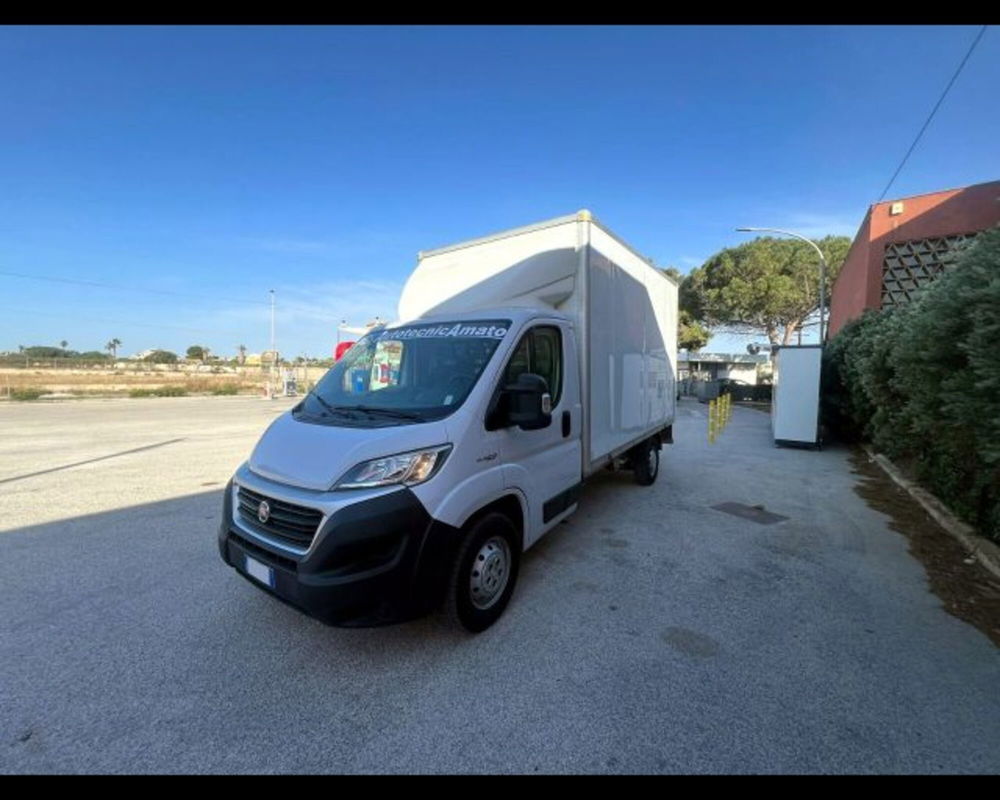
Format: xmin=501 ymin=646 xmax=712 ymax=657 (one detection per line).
xmin=1 ymin=25 xmax=997 ymax=358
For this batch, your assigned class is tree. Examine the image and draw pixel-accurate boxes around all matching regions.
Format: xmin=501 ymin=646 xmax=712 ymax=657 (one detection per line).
xmin=145 ymin=350 xmax=178 ymax=364
xmin=106 ymin=338 xmax=121 ymax=360
xmin=662 ymin=267 xmax=712 ymax=351
xmin=60 ymin=340 xmax=68 ymax=349
xmin=683 ymin=235 xmax=851 ymax=345
xmin=186 ymin=345 xmax=206 ymax=361
xmin=678 ymin=309 xmax=711 ymax=352
xmin=25 ymin=346 xmax=69 ymax=358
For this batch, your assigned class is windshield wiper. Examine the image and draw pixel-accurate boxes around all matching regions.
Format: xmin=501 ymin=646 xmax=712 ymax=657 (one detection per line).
xmin=309 ymin=392 xmax=337 ymax=415
xmin=304 ymin=393 xmax=365 ymax=419
xmin=301 ymin=396 xmax=425 ymax=422
xmin=351 ymin=405 xmax=426 ymax=421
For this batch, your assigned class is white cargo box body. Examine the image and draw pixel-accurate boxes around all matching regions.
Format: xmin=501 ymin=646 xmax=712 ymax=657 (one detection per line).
xmin=771 ymin=344 xmax=822 ymax=447
xmin=398 ymin=212 xmax=678 ymax=476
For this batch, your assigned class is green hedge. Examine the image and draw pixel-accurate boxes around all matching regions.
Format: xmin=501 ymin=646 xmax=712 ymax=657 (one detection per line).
xmin=9 ymin=387 xmax=47 ymax=401
xmin=822 ymin=226 xmax=1000 ymax=543
xmin=128 ymin=386 xmax=188 ymax=398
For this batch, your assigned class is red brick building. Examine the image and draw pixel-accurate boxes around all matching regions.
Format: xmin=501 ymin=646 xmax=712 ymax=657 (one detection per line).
xmin=828 ymin=179 xmax=1000 ymax=337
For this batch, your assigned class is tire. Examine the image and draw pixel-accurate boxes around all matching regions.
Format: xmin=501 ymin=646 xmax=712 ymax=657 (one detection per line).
xmin=633 ymin=437 xmax=659 ymax=486
xmin=447 ymin=512 xmax=520 ymax=633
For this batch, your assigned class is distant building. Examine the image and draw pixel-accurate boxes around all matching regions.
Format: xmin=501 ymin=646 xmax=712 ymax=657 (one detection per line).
xmin=828 ymin=179 xmax=1000 ymax=337
xmin=679 ymin=352 xmax=769 ymax=385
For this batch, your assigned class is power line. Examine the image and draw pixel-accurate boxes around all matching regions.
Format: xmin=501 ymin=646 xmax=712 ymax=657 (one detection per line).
xmin=0 ymin=268 xmax=356 ymax=326
xmin=877 ymin=25 xmax=988 ymax=203
xmin=0 ymin=304 xmax=252 ymax=338
xmin=0 ymin=268 xmax=270 ymax=308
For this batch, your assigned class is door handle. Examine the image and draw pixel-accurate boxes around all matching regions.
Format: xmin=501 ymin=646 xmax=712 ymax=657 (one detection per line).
xmin=562 ymin=410 xmax=571 ymax=438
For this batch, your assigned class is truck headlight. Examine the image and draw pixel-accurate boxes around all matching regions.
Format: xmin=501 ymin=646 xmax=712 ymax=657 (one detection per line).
xmin=334 ymin=445 xmax=452 ymax=490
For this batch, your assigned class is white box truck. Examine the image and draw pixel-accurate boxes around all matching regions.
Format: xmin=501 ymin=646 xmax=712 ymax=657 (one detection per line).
xmin=219 ymin=211 xmax=678 ymax=632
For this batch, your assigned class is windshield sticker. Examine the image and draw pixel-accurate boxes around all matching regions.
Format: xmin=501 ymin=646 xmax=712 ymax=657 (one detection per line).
xmin=375 ymin=322 xmax=509 ymax=341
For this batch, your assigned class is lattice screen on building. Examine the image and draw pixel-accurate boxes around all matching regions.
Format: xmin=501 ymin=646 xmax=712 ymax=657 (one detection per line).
xmin=881 ymin=233 xmax=978 ymax=308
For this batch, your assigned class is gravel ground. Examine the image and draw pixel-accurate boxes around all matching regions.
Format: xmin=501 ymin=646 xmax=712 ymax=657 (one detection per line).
xmin=1 ymin=395 xmax=998 ymax=773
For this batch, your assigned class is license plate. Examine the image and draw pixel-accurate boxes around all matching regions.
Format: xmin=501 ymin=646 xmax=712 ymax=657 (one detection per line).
xmin=245 ymin=555 xmax=274 ymax=588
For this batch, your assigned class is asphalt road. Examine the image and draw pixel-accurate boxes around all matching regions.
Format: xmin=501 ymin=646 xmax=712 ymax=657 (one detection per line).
xmin=1 ymin=396 xmax=998 ymax=773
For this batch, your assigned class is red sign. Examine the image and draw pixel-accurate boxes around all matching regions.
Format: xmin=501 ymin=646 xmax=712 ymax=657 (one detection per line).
xmin=334 ymin=341 xmax=355 ymax=361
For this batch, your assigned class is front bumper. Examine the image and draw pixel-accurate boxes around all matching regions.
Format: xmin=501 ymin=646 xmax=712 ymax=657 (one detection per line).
xmin=218 ymin=478 xmax=459 ymax=626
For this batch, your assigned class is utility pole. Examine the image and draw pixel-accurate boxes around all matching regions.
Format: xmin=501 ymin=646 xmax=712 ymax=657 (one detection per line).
xmin=269 ymin=289 xmax=276 ymax=355
xmin=269 ymin=289 xmax=276 ymax=399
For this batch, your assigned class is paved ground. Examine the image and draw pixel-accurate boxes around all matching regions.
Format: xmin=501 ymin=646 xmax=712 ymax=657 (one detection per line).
xmin=1 ymin=396 xmax=998 ymax=773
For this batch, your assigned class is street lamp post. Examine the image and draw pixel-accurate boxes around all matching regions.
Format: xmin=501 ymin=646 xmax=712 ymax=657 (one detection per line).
xmin=735 ymin=227 xmax=829 ymax=344
xmin=269 ymin=289 xmax=275 ymax=355
xmin=268 ymin=289 xmax=276 ymax=399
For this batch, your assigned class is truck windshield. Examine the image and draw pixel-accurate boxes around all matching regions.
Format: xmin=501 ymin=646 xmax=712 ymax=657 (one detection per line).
xmin=295 ymin=319 xmax=512 ymax=426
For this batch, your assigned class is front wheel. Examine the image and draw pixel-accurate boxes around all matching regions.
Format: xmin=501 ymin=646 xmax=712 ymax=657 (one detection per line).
xmin=447 ymin=512 xmax=520 ymax=633
xmin=633 ymin=437 xmax=660 ymax=486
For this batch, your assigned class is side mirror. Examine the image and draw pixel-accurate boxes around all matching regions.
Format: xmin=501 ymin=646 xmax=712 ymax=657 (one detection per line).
xmin=504 ymin=373 xmax=552 ymax=430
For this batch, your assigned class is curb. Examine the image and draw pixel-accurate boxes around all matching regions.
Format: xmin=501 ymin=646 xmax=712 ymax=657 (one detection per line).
xmin=863 ymin=445 xmax=1000 ymax=581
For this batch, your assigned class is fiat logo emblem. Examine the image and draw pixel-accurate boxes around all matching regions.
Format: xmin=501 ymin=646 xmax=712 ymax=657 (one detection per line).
xmin=257 ymin=500 xmax=271 ymax=524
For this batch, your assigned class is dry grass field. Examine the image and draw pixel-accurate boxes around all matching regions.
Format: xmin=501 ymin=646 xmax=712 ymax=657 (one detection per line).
xmin=0 ymin=365 xmax=329 ymax=400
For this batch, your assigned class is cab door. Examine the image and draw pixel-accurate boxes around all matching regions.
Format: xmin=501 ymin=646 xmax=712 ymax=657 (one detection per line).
xmin=491 ymin=321 xmax=582 ymax=548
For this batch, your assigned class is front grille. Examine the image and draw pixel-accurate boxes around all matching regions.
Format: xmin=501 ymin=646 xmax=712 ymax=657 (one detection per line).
xmin=236 ymin=486 xmax=324 ymax=550
xmin=229 ymin=531 xmax=298 ymax=572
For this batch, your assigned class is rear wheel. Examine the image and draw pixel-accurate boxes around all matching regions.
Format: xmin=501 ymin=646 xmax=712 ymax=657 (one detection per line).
xmin=633 ymin=437 xmax=660 ymax=486
xmin=447 ymin=512 xmax=520 ymax=633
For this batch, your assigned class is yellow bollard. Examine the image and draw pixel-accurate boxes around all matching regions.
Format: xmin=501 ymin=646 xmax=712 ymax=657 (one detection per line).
xmin=708 ymin=398 xmax=716 ymax=444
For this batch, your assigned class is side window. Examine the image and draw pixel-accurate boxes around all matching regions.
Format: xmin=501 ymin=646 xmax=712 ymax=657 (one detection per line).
xmin=500 ymin=326 xmax=563 ymax=405
xmin=504 ymin=336 xmax=531 ymax=385
xmin=532 ymin=326 xmax=562 ymax=406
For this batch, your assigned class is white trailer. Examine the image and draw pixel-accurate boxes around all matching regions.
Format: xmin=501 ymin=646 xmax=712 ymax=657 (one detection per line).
xmin=771 ymin=344 xmax=822 ymax=448
xmin=220 ymin=211 xmax=678 ymax=632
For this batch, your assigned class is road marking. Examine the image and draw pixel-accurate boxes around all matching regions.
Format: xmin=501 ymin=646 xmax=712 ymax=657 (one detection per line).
xmin=0 ymin=438 xmax=186 ymax=485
